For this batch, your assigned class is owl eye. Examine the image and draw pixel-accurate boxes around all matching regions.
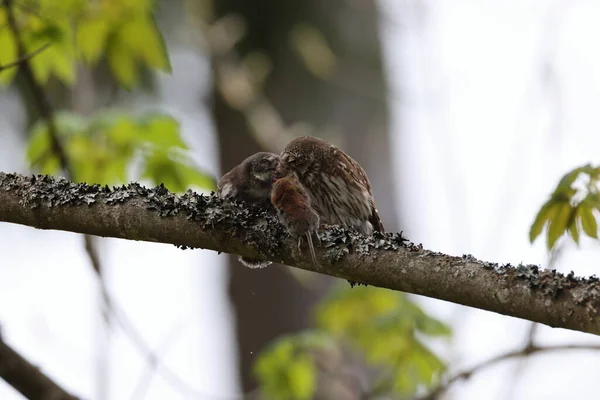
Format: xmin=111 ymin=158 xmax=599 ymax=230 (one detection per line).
xmin=286 ymin=156 xmax=296 ymax=164
xmin=259 ymin=158 xmax=271 ymax=167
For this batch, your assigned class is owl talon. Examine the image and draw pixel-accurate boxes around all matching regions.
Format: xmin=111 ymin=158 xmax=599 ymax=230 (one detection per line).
xmin=306 ymin=232 xmax=318 ymax=267
xmin=271 ymin=171 xmax=320 ymax=268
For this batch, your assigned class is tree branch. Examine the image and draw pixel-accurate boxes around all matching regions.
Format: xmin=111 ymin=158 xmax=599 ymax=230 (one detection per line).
xmin=1 ymin=172 xmax=600 ymax=335
xmin=416 ymin=343 xmax=600 ymax=400
xmin=0 ymin=333 xmax=81 ymax=400
xmin=0 ymin=43 xmax=50 ymax=72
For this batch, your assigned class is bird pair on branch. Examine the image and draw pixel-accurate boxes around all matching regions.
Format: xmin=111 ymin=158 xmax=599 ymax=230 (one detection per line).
xmin=217 ymin=136 xmax=385 ymax=272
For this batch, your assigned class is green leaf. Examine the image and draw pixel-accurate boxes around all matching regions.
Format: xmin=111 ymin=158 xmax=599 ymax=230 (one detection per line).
xmin=103 ymin=154 xmax=128 ymax=184
xmin=141 ymin=150 xmax=216 ymax=192
xmin=76 ymin=17 xmax=111 ymax=63
xmin=589 ymin=166 xmax=600 ymax=180
xmin=286 ymin=355 xmax=316 ymax=400
xmin=121 ymin=15 xmax=171 ymax=72
xmin=26 ymin=38 xmax=56 ymax=84
xmin=315 ymin=285 xmax=401 ymax=334
xmin=51 ymin=46 xmax=76 ymax=84
xmin=529 ymin=201 xmax=555 ymax=243
xmin=139 ymin=114 xmax=187 ymax=149
xmin=105 ymin=116 xmax=139 ymax=147
xmin=26 ymin=122 xmax=53 ymax=169
xmin=312 ymin=286 xmax=448 ymax=397
xmin=546 ymin=202 xmax=572 ymax=249
xmin=28 ymin=24 xmax=65 ymax=44
xmin=414 ymin=313 xmax=452 ymax=337
xmin=568 ymin=206 xmax=580 ymax=245
xmin=580 ymin=203 xmax=598 ymax=239
xmin=412 ymin=345 xmax=445 ymax=382
xmin=556 ymin=166 xmax=585 ymax=191
xmin=107 ymin=37 xmax=138 ymax=88
xmin=174 ymin=161 xmax=217 ymax=191
xmin=254 ymin=332 xmax=329 ymax=400
xmin=140 ymin=150 xmax=180 ymax=191
xmin=395 ymin=365 xmax=419 ymax=395
xmin=0 ymin=28 xmax=18 ymax=85
xmin=22 ymin=19 xmax=76 ymax=85
xmin=40 ymin=0 xmax=86 ymax=13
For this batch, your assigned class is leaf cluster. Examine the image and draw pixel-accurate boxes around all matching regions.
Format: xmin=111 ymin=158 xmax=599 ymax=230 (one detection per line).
xmin=26 ymin=110 xmax=215 ymax=192
xmin=530 ymin=164 xmax=600 ymax=249
xmin=254 ymin=286 xmax=450 ymax=399
xmin=0 ymin=0 xmax=169 ymax=88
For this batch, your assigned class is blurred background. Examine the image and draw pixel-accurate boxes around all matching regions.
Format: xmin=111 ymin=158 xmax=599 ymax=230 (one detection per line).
xmin=1 ymin=0 xmax=600 ymax=399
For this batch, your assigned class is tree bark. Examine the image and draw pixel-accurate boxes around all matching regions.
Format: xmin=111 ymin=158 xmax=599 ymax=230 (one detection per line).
xmin=1 ymin=172 xmax=599 ymax=336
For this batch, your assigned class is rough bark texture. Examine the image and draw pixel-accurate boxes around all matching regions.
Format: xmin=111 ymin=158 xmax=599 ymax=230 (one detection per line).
xmin=0 ymin=335 xmax=80 ymax=400
xmin=2 ymin=172 xmax=600 ymax=335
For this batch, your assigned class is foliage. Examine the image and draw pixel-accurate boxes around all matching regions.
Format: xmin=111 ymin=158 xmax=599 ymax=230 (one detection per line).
xmin=530 ymin=164 xmax=600 ymax=249
xmin=255 ymin=332 xmax=337 ymax=400
xmin=0 ymin=1 xmax=213 ymax=191
xmin=0 ymin=0 xmax=170 ymax=88
xmin=254 ymin=286 xmax=450 ymax=399
xmin=26 ymin=110 xmax=215 ymax=191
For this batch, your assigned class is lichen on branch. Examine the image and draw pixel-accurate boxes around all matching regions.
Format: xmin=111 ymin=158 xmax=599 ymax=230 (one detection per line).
xmin=1 ymin=172 xmax=600 ymax=335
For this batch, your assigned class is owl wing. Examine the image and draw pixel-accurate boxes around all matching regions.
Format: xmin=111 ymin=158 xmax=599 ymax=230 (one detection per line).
xmin=217 ymin=168 xmax=239 ymax=199
xmin=336 ymin=150 xmax=385 ymax=233
xmin=368 ymin=198 xmax=385 ymax=233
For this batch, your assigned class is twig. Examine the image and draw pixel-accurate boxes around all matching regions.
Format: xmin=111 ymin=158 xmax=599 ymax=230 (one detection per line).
xmin=502 ymin=245 xmax=564 ymax=400
xmin=0 ymin=334 xmax=81 ymax=400
xmin=415 ymin=344 xmax=600 ymax=400
xmin=0 ymin=43 xmax=50 ymax=72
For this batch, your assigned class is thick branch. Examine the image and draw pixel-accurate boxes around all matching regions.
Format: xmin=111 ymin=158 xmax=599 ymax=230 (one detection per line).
xmin=2 ymin=172 xmax=600 ymax=335
xmin=0 ymin=334 xmax=80 ymax=400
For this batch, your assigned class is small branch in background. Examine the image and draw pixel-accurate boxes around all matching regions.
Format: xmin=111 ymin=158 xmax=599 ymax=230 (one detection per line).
xmin=416 ymin=343 xmax=600 ymax=400
xmin=0 ymin=43 xmax=50 ymax=72
xmin=83 ymin=235 xmax=110 ymax=321
xmin=501 ymin=245 xmax=565 ymax=400
xmin=0 ymin=334 xmax=81 ymax=400
xmin=82 ymin=235 xmax=109 ymax=400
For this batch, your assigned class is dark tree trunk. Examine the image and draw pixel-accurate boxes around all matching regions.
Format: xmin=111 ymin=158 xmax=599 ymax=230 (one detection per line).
xmin=213 ymin=92 xmax=324 ymax=391
xmin=207 ymin=0 xmax=398 ymax=391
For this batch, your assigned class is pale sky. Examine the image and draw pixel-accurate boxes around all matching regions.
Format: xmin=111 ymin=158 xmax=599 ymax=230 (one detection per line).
xmin=382 ymin=0 xmax=600 ymax=399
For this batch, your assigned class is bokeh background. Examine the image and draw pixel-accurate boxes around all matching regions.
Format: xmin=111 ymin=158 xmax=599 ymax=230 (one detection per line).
xmin=1 ymin=0 xmax=600 ymax=399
